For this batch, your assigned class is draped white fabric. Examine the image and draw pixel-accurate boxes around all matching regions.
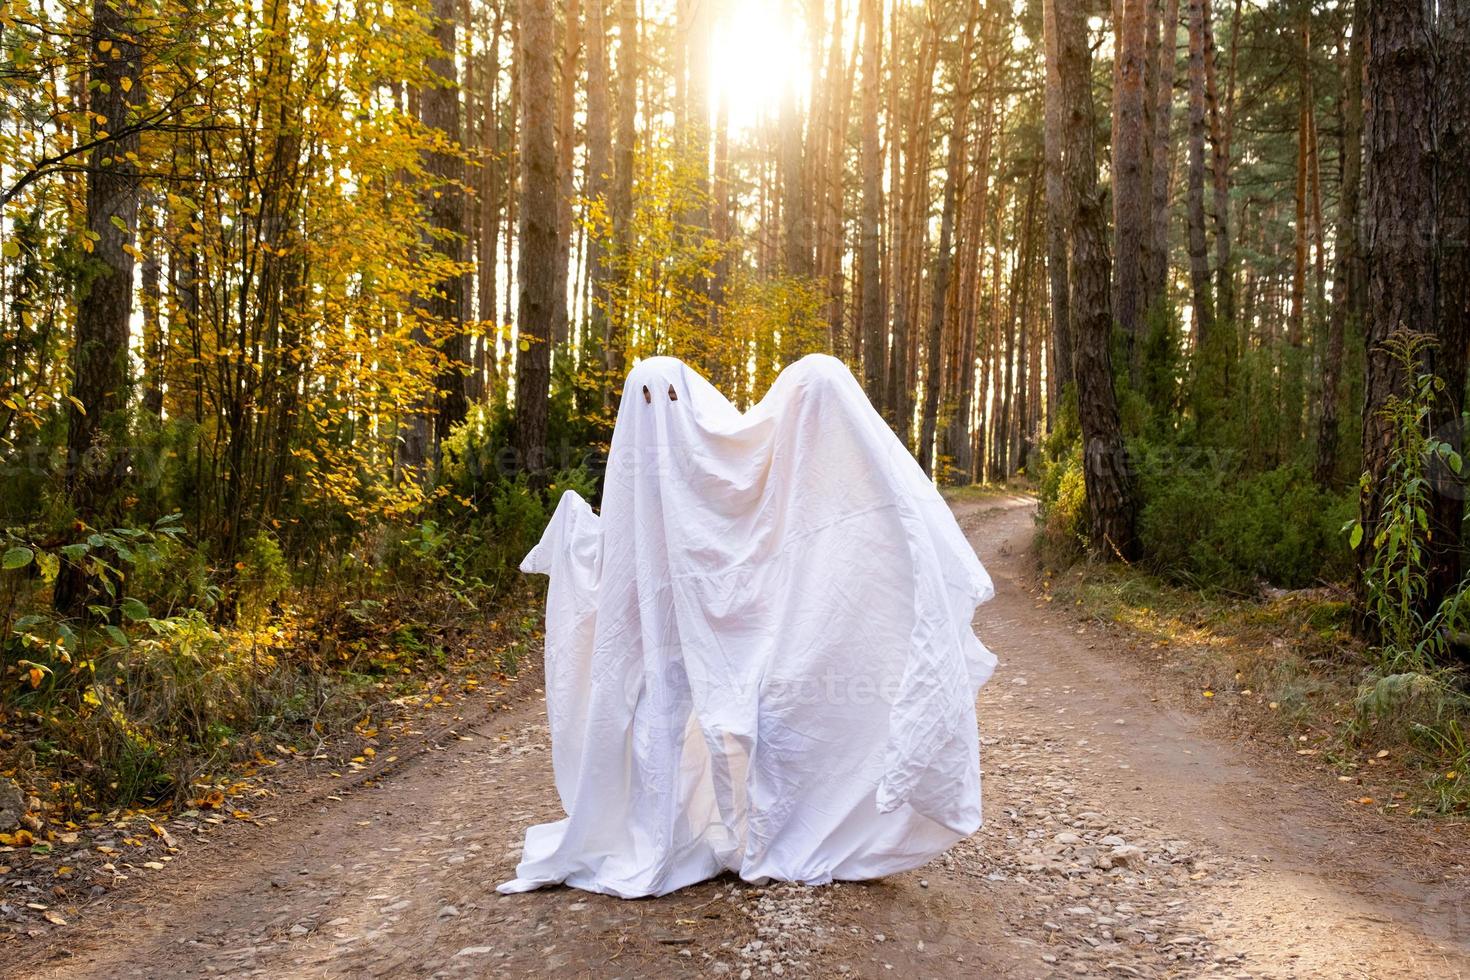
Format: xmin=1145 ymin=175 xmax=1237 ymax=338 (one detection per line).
xmin=497 ymin=354 xmax=997 ymax=898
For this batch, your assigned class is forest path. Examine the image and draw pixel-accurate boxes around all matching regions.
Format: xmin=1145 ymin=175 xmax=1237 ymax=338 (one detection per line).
xmin=10 ymin=497 xmax=1470 ymax=979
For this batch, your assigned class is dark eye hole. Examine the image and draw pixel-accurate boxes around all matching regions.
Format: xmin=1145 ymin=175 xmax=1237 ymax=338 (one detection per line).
xmin=667 ymin=385 xmax=678 ymax=402
xmin=642 ymin=385 xmax=651 ymax=404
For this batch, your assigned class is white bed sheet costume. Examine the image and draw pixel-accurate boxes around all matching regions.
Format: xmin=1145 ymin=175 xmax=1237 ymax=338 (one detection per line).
xmin=498 ymin=354 xmax=997 ymax=898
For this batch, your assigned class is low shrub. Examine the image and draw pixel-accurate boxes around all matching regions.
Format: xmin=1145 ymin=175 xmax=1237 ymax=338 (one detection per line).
xmin=1137 ymin=461 xmax=1354 ymax=592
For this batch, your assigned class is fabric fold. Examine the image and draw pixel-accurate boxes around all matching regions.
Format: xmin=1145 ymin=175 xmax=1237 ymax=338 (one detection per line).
xmin=499 ymin=354 xmax=996 ymax=897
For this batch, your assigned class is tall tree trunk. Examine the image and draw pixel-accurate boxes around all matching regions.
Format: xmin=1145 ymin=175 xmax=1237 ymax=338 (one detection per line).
xmin=515 ymin=0 xmax=557 ymax=474
xmin=1043 ymin=0 xmax=1074 ymax=407
xmin=552 ymin=0 xmax=581 ymax=350
xmin=1314 ymin=0 xmax=1363 ymax=488
xmin=57 ymin=0 xmax=142 ymax=614
xmin=427 ymin=0 xmax=468 ymax=448
xmin=1150 ymin=0 xmax=1181 ymax=309
xmin=139 ymin=201 xmax=164 ymax=418
xmin=887 ymin=16 xmax=939 ymax=442
xmin=584 ymin=0 xmax=611 ymax=386
xmin=1055 ymin=0 xmax=1141 ymax=560
xmin=1185 ymin=0 xmax=1215 ymax=350
xmin=1114 ymin=0 xmax=1152 ymax=384
xmin=1289 ymin=11 xmax=1309 ymax=348
xmin=781 ymin=77 xmax=813 ymax=281
xmin=950 ymin=97 xmax=998 ymax=479
xmin=1202 ymin=0 xmax=1233 ymax=328
xmin=1431 ymin=0 xmax=1470 ymax=629
xmin=823 ymin=9 xmax=855 ymax=357
xmin=858 ymin=0 xmax=886 ymax=406
xmin=476 ymin=9 xmax=506 ymax=403
xmin=919 ymin=0 xmax=980 ymax=477
xmin=1359 ymin=0 xmax=1440 ymax=626
xmin=605 ymin=0 xmax=638 ymax=403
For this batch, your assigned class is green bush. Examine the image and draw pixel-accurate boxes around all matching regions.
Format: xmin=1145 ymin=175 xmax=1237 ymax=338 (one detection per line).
xmin=1136 ymin=456 xmax=1353 ymax=591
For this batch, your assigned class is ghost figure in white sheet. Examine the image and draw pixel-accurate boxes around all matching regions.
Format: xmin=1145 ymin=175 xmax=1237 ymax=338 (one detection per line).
xmin=498 ymin=354 xmax=997 ymax=898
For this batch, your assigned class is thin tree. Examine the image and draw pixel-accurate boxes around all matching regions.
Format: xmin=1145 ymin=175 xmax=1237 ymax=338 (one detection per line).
xmin=1042 ymin=0 xmax=1072 ymax=408
xmin=551 ymin=0 xmax=581 ymax=350
xmin=858 ymin=0 xmax=886 ymax=406
xmin=584 ymin=0 xmax=612 ymax=381
xmin=1201 ymin=0 xmax=1233 ymax=328
xmin=1314 ymin=0 xmax=1363 ymax=488
xmin=919 ymin=0 xmax=980 ymax=476
xmin=1149 ymin=0 xmax=1181 ymax=308
xmin=1184 ymin=0 xmax=1215 ymax=350
xmin=1113 ymin=0 xmax=1152 ymax=383
xmin=605 ymin=0 xmax=639 ymax=404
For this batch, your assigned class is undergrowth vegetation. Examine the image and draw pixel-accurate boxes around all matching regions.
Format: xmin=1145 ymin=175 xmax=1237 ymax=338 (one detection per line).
xmin=0 ymin=402 xmax=595 ymax=820
xmin=1036 ymin=331 xmax=1469 ymax=815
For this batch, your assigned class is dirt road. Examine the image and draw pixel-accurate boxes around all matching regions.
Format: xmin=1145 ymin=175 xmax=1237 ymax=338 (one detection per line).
xmin=11 ymin=497 xmax=1470 ymax=978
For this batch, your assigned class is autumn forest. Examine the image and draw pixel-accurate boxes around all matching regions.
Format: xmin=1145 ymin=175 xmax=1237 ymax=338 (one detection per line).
xmin=2 ymin=0 xmax=1470 ymax=866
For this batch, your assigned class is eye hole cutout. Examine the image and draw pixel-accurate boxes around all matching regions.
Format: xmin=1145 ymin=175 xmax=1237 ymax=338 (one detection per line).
xmin=667 ymin=384 xmax=678 ymax=402
xmin=642 ymin=384 xmax=651 ymax=404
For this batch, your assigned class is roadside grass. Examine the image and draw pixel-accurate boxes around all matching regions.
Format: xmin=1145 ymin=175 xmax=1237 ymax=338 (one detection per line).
xmin=1041 ymin=557 xmax=1470 ymax=819
xmin=0 ymin=587 xmax=541 ymax=834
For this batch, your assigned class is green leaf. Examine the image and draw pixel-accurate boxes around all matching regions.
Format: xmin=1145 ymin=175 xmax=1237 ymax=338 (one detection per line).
xmin=120 ymin=597 xmax=150 ymax=621
xmin=2 ymin=546 xmax=33 ymax=569
xmin=60 ymin=543 xmax=89 ymax=559
xmin=104 ymin=624 xmax=128 ymax=647
xmin=1349 ymin=523 xmax=1364 ymax=550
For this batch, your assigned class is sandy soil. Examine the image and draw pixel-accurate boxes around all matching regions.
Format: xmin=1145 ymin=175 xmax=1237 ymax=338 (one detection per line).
xmin=7 ymin=497 xmax=1469 ymax=979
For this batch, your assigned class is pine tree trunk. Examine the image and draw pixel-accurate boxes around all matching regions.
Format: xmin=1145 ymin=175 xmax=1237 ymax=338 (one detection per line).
xmin=858 ymin=0 xmax=886 ymax=407
xmin=1114 ymin=0 xmax=1152 ymax=384
xmin=426 ymin=0 xmax=468 ymax=449
xmin=1202 ymin=0 xmax=1233 ymax=329
xmin=1289 ymin=12 xmax=1309 ymax=348
xmin=515 ymin=0 xmax=558 ymax=474
xmin=918 ymin=1 xmax=979 ymax=477
xmin=1150 ymin=0 xmax=1181 ymax=309
xmin=1055 ymin=0 xmax=1141 ymax=560
xmin=1185 ymin=0 xmax=1215 ymax=349
xmin=1359 ymin=0 xmax=1439 ymax=626
xmin=552 ymin=0 xmax=581 ymax=350
xmin=583 ymin=0 xmax=611 ymax=380
xmin=781 ymin=87 xmax=813 ymax=282
xmin=1314 ymin=0 xmax=1363 ymax=488
xmin=57 ymin=0 xmax=142 ymax=614
xmin=887 ymin=18 xmax=939 ymax=443
xmin=1430 ymin=0 xmax=1470 ymax=629
xmin=1043 ymin=0 xmax=1074 ymax=403
xmin=605 ymin=0 xmax=638 ymax=402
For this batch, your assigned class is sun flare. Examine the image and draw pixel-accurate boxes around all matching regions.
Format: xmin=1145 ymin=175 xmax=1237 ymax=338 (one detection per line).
xmin=707 ymin=0 xmax=812 ymax=132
